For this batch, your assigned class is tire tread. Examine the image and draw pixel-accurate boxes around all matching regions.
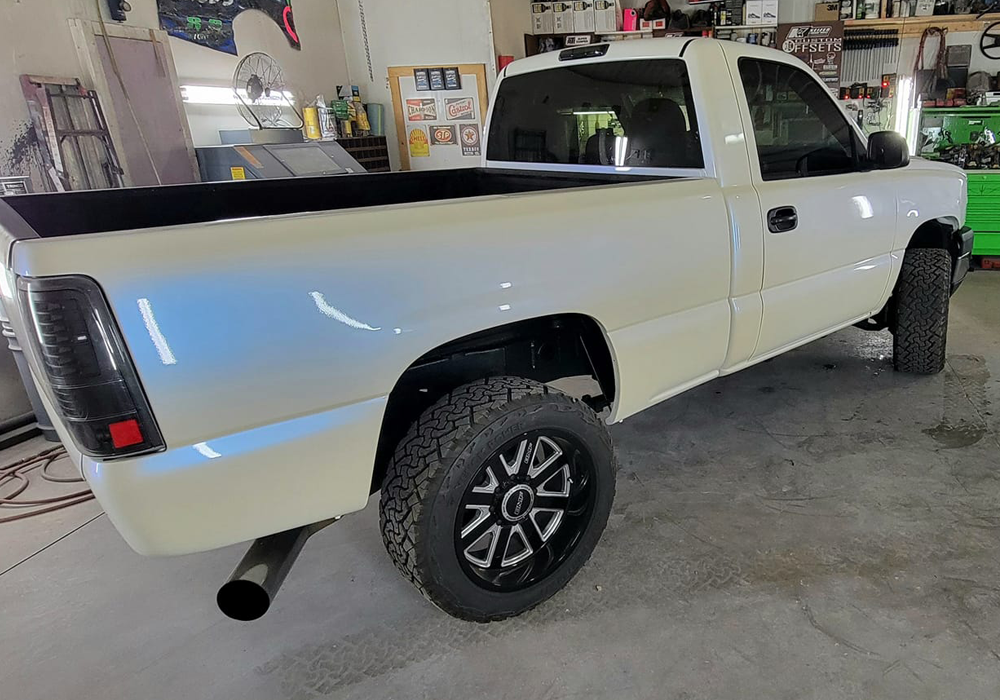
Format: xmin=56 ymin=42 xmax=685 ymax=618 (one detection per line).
xmin=893 ymin=248 xmax=951 ymax=375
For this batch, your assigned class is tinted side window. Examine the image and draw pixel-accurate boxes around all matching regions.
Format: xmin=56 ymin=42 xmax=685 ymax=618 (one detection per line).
xmin=487 ymin=59 xmax=703 ymax=169
xmin=739 ymin=59 xmax=861 ymax=180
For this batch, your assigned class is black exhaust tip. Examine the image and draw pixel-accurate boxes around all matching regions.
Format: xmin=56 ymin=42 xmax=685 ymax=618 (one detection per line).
xmin=217 ymin=579 xmax=271 ymax=622
xmin=217 ymin=518 xmax=339 ymax=622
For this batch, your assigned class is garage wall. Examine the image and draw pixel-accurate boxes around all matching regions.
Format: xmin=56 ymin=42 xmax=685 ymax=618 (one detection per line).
xmin=489 ymin=0 xmax=533 ymax=62
xmin=337 ymin=0 xmax=497 ymax=170
xmin=121 ymin=0 xmax=350 ymax=146
xmin=0 ymin=0 xmax=350 ymax=190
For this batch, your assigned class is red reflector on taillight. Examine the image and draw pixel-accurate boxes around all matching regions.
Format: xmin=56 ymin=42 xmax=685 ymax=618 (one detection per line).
xmin=109 ymin=419 xmax=143 ymax=449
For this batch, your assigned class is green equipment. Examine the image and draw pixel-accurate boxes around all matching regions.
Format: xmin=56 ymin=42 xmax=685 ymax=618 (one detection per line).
xmin=918 ymin=106 xmax=1000 ymax=257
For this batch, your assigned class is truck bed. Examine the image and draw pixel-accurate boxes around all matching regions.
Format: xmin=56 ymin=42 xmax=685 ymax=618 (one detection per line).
xmin=2 ymin=168 xmax=656 ymax=238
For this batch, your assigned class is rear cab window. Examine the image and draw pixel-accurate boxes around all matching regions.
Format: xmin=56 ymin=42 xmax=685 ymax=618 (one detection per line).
xmin=487 ymin=59 xmax=704 ymax=170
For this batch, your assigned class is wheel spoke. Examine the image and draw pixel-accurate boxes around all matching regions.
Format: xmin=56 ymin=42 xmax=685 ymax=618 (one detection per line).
xmin=466 ymin=490 xmax=496 ymax=508
xmin=527 ymin=436 xmax=563 ymax=480
xmin=471 ymin=466 xmax=500 ymax=494
xmin=463 ymin=523 xmax=501 ymax=568
xmin=489 ymin=526 xmax=513 ymax=568
xmin=529 ymin=507 xmax=564 ymax=543
xmin=535 ymin=463 xmax=571 ymax=497
xmin=460 ymin=505 xmax=493 ymax=539
xmin=534 ymin=494 xmax=569 ymax=510
xmin=501 ymin=524 xmax=534 ymax=567
xmin=499 ymin=439 xmax=529 ymax=477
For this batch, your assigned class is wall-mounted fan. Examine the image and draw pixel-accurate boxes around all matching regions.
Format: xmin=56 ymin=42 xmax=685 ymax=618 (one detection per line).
xmin=232 ymin=52 xmax=302 ymax=129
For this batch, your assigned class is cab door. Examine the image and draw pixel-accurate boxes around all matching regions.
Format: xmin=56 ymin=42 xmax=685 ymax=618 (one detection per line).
xmin=732 ymin=57 xmax=897 ymax=359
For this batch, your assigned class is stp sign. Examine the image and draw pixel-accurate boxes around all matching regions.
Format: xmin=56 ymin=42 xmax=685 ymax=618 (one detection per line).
xmin=430 ymin=125 xmax=457 ymax=146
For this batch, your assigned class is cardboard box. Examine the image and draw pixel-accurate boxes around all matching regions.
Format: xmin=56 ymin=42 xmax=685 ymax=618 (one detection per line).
xmin=639 ymin=18 xmax=667 ymax=31
xmin=530 ymin=2 xmax=554 ymax=35
xmin=573 ymin=0 xmax=596 ymax=33
xmin=745 ymin=0 xmax=764 ymax=24
xmin=552 ymin=1 xmax=573 ymax=33
xmin=594 ymin=0 xmax=619 ymax=32
xmin=763 ymin=0 xmax=778 ymax=23
xmin=815 ymin=2 xmax=839 ymax=20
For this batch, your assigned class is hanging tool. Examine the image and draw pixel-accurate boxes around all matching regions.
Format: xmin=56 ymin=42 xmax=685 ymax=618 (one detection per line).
xmin=914 ymin=27 xmax=949 ymax=101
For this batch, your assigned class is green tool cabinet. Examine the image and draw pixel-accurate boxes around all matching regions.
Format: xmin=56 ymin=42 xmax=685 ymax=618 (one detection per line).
xmin=964 ymin=173 xmax=1000 ymax=256
xmin=918 ymin=107 xmax=1000 ymax=257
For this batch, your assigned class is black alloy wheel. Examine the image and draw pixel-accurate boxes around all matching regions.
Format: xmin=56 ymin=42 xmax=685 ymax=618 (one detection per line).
xmin=455 ymin=430 xmax=597 ymax=592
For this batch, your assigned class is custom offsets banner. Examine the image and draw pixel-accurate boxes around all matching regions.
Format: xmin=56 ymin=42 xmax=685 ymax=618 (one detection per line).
xmin=777 ymin=21 xmax=844 ymax=92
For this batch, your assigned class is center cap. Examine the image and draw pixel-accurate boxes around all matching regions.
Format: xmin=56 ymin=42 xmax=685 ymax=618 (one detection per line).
xmin=501 ymin=484 xmax=534 ymax=522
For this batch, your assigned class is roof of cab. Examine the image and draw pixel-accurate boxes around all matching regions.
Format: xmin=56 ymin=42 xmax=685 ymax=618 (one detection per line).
xmin=501 ymin=38 xmax=795 ymax=79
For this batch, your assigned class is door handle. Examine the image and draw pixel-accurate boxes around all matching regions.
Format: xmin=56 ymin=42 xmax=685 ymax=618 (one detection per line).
xmin=767 ymin=206 xmax=798 ymax=233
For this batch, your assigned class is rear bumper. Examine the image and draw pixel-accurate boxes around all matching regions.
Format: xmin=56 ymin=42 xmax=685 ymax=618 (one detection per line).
xmin=81 ymin=396 xmax=387 ymax=556
xmin=952 ymin=226 xmax=974 ymax=294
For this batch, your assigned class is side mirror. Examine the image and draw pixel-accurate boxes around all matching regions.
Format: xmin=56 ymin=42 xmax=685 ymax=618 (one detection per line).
xmin=867 ymin=130 xmax=910 ymax=170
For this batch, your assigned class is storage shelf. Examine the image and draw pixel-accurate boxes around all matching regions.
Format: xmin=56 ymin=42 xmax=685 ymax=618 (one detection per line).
xmin=845 ymin=12 xmax=1000 ymax=36
xmin=714 ymin=23 xmax=778 ymax=30
xmin=596 ymin=30 xmax=655 ymax=36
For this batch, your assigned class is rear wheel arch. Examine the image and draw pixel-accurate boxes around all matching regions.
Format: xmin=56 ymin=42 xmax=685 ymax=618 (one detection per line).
xmin=370 ymin=314 xmax=619 ymax=493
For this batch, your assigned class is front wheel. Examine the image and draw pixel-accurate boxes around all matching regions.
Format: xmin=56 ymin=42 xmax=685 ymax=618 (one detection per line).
xmin=893 ymin=248 xmax=952 ymax=375
xmin=379 ymin=376 xmax=616 ymax=622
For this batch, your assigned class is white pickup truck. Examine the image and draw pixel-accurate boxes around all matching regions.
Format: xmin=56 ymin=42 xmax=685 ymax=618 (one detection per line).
xmin=0 ymin=39 xmax=973 ymax=622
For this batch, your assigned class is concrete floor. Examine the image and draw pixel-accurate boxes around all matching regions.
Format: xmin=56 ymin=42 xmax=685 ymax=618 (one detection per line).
xmin=2 ymin=272 xmax=1000 ymax=700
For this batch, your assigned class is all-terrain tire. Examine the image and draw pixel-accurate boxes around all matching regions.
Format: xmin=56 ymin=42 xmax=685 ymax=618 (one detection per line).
xmin=893 ymin=248 xmax=951 ymax=375
xmin=379 ymin=376 xmax=616 ymax=622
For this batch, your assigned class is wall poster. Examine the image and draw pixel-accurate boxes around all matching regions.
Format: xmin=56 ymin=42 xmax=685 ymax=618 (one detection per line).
xmin=776 ymin=21 xmax=844 ymax=93
xmin=157 ymin=0 xmax=300 ymax=55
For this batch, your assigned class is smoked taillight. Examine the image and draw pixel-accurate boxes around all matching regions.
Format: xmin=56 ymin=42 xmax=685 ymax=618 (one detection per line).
xmin=17 ymin=276 xmax=164 ymax=459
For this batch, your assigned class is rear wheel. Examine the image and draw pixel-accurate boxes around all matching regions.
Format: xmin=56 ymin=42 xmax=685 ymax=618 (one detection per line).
xmin=893 ymin=248 xmax=951 ymax=375
xmin=379 ymin=376 xmax=616 ymax=622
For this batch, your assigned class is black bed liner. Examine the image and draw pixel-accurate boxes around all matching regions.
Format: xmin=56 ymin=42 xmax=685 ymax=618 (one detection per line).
xmin=1 ymin=168 xmax=658 ymax=239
